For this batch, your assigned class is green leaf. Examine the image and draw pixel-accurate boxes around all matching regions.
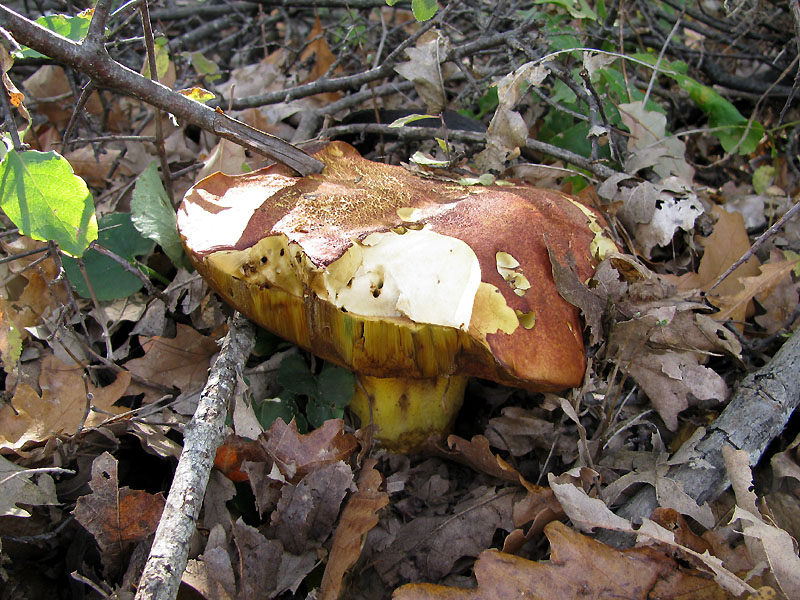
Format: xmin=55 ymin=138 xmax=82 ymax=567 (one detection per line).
xmin=276 ymin=354 xmax=318 ymax=399
xmin=131 ymin=162 xmax=189 ymax=268
xmin=0 ymin=147 xmax=97 ymax=257
xmin=677 ymin=77 xmax=763 ymax=154
xmin=306 ymin=401 xmax=344 ymax=429
xmin=411 ymin=0 xmax=438 ymax=21
xmin=752 ymin=165 xmax=775 ymax=195
xmin=535 ymin=0 xmax=598 ymax=21
xmin=254 ymin=397 xmax=306 ymax=431
xmin=62 ymin=213 xmax=155 ymax=300
xmin=410 ymin=151 xmax=449 ymax=167
xmin=142 ymin=37 xmax=170 ymax=80
xmin=17 ymin=11 xmax=92 ymax=59
xmin=317 ymin=364 xmax=355 ymax=410
xmin=189 ymin=51 xmax=221 ymax=81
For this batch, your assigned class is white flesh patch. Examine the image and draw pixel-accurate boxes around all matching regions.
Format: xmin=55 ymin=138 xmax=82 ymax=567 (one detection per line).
xmin=324 ymin=229 xmax=481 ymax=330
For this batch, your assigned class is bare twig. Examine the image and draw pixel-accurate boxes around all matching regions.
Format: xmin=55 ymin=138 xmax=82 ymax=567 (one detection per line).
xmin=135 ymin=314 xmax=255 ymax=600
xmin=139 ymin=0 xmax=174 ymax=203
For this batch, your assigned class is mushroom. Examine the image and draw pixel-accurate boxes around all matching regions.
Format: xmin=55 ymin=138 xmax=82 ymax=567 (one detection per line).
xmin=177 ymin=141 xmax=615 ymax=452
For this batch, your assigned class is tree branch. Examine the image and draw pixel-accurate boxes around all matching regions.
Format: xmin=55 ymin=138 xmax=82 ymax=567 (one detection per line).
xmin=0 ymin=5 xmax=324 ymax=175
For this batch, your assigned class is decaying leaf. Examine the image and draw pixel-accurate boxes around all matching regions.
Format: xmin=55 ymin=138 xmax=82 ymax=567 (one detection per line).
xmin=0 ymin=356 xmax=130 ymax=451
xmin=0 ymin=454 xmax=58 ymax=517
xmin=73 ymin=452 xmax=165 ymax=577
xmin=261 ymin=418 xmax=358 ymax=484
xmin=319 ymin=459 xmax=389 ymax=600
xmin=270 ymin=461 xmax=354 ymax=554
xmin=124 ymin=323 xmax=221 ymax=404
xmin=676 ymin=207 xmax=761 ymax=325
xmin=618 ymin=101 xmax=694 ymax=182
xmin=394 ymin=521 xmax=742 ymax=600
xmin=475 ymin=60 xmax=550 ymax=172
xmin=373 ymin=485 xmax=517 ymax=587
xmin=724 ymin=446 xmax=800 ymax=599
xmin=395 ymin=32 xmax=455 ymax=114
xmin=549 ymin=475 xmax=756 ymax=596
xmin=598 ymin=175 xmax=702 ymax=258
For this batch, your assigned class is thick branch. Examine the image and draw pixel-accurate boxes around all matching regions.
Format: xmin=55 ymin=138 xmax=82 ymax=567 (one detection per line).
xmin=135 ymin=314 xmax=256 ymax=600
xmin=0 ymin=6 xmax=323 ymax=175
xmin=612 ymin=329 xmax=800 ymax=531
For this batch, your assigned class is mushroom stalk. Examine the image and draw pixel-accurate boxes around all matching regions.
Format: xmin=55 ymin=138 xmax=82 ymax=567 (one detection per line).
xmin=350 ymin=374 xmax=468 ymax=452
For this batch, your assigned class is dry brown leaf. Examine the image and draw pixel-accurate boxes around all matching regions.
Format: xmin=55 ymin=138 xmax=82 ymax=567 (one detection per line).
xmin=677 ymin=207 xmax=761 ymax=324
xmin=608 ymin=306 xmax=730 ymax=430
xmin=213 ymin=434 xmax=268 ymax=482
xmin=394 ymin=521 xmax=739 ymax=600
xmin=549 ymin=476 xmax=756 ymax=596
xmin=299 ymin=16 xmax=341 ymax=103
xmin=319 ymin=458 xmax=389 ymax=600
xmin=124 ymin=323 xmax=221 ymax=403
xmin=484 ymin=406 xmax=561 ymax=457
xmin=0 ymin=356 xmax=130 ymax=451
xmin=713 ymin=257 xmax=799 ymax=324
xmin=724 ymin=446 xmax=800 ymax=599
xmin=374 ymin=486 xmax=517 ymax=587
xmin=394 ymin=32 xmax=455 ymax=114
xmin=435 ymin=435 xmax=523 ymax=483
xmin=73 ymin=452 xmax=164 ymax=577
xmin=261 ymin=418 xmax=358 ymax=484
xmin=270 ymin=461 xmax=354 ymax=554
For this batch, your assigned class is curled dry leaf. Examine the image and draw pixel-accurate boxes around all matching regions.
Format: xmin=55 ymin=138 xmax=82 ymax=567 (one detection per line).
xmin=319 ymin=458 xmax=389 ymax=600
xmin=0 ymin=355 xmax=130 ymax=451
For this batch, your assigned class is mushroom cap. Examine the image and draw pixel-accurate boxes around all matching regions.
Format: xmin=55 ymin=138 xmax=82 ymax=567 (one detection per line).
xmin=178 ymin=141 xmax=612 ymax=391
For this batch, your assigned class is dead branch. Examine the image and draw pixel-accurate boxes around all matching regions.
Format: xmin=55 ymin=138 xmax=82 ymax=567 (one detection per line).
xmin=0 ymin=3 xmax=324 ymax=175
xmin=135 ymin=313 xmax=255 ymax=600
xmin=610 ymin=329 xmax=800 ymax=537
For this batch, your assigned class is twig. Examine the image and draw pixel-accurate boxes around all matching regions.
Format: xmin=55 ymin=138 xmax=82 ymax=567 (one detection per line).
xmin=323 ymin=123 xmax=619 ymax=179
xmin=0 ymin=4 xmax=324 ymax=176
xmin=135 ymin=313 xmax=255 ymax=600
xmin=139 ymin=0 xmax=174 ymax=203
xmin=708 ymin=199 xmax=800 ymax=293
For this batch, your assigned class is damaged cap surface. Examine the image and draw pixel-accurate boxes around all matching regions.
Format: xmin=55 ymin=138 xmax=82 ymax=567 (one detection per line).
xmin=178 ymin=141 xmax=611 ymax=391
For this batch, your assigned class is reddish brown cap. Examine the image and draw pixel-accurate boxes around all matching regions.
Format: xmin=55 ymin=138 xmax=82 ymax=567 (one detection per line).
xmin=178 ymin=141 xmax=613 ymax=391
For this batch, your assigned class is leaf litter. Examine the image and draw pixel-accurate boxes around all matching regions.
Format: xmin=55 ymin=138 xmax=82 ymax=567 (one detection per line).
xmin=1 ymin=2 xmax=799 ymax=600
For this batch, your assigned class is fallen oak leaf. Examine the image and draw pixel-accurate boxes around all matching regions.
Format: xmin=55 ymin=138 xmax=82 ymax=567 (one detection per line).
xmin=394 ymin=521 xmax=741 ymax=600
xmin=712 ymin=258 xmax=799 ymax=324
xmin=0 ymin=355 xmax=130 ymax=451
xmin=124 ymin=322 xmax=221 ymax=403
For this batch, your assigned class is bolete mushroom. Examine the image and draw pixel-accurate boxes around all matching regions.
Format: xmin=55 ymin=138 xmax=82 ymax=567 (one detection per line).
xmin=177 ymin=141 xmax=615 ymax=452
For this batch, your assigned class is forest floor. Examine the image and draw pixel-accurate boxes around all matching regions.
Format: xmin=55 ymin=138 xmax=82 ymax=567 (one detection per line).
xmin=1 ymin=1 xmax=799 ymax=599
